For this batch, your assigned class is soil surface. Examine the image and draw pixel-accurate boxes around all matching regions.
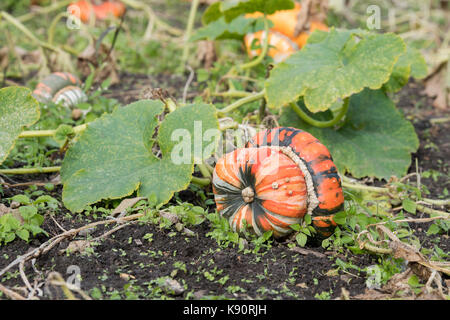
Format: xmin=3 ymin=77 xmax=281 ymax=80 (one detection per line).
xmin=0 ymin=78 xmax=448 ymax=300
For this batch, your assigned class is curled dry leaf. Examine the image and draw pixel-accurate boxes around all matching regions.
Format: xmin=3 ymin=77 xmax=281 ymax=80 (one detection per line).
xmin=0 ymin=204 xmax=24 ymax=224
xmin=110 ymin=197 xmax=146 ymax=217
xmin=197 ymin=40 xmax=217 ymax=69
xmin=77 ymin=43 xmax=119 ymax=85
xmin=290 ymin=246 xmax=326 ymax=258
xmin=159 ymin=211 xmax=179 ymax=224
xmin=377 ymin=224 xmax=450 ymax=277
xmin=339 ymin=287 xmax=350 ymax=300
xmin=423 ymin=62 xmax=449 ymax=110
xmin=160 ymin=278 xmax=185 ymax=296
xmin=119 ymin=273 xmax=135 ymax=281
xmin=60 ymin=240 xmax=91 ymax=255
xmin=295 ymin=0 xmax=328 ymax=35
xmin=295 ymin=282 xmax=308 ymax=289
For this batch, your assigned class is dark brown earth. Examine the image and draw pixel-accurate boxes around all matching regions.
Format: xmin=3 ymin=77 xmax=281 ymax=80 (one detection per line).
xmin=0 ymin=78 xmax=448 ymax=300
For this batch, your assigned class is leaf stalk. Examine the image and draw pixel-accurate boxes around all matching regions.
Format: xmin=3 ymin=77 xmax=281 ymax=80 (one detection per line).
xmin=290 ymin=97 xmax=350 ymax=128
xmin=217 ymin=90 xmax=266 ymax=116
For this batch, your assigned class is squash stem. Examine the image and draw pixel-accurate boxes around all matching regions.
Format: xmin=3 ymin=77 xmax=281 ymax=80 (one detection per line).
xmin=197 ymin=162 xmax=212 ymax=179
xmin=0 ymin=166 xmax=61 ymax=175
xmin=361 ymin=242 xmax=393 ymax=255
xmin=257 ymin=99 xmax=267 ymax=124
xmin=165 ymin=98 xmax=178 ymax=113
xmin=290 ymin=97 xmax=350 ymax=128
xmin=48 ymin=11 xmax=68 ymax=46
xmin=217 ymin=90 xmax=266 ymax=116
xmin=341 ymin=176 xmax=449 ymax=217
xmin=19 ymin=124 xmax=87 ymax=139
xmin=340 ymin=180 xmax=388 ymax=194
xmin=191 ymin=176 xmax=211 ymax=187
xmin=238 ymin=16 xmax=270 ymax=70
xmin=211 ymin=90 xmax=252 ymax=98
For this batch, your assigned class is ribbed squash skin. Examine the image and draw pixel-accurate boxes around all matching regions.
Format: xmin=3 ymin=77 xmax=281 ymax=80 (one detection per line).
xmin=248 ymin=127 xmax=344 ymax=238
xmin=213 ymin=147 xmax=308 ymax=238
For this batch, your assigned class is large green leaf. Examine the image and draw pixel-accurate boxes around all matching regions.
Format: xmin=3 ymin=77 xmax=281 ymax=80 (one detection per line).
xmin=279 ymin=89 xmax=419 ymax=179
xmin=61 ymin=100 xmax=219 ymax=212
xmin=202 ymin=0 xmax=295 ymax=24
xmin=191 ymin=16 xmax=269 ymax=41
xmin=202 ymin=2 xmax=223 ymax=25
xmin=384 ymin=45 xmax=428 ymax=93
xmin=0 ymin=86 xmax=40 ymax=165
xmin=265 ymin=29 xmax=406 ymax=112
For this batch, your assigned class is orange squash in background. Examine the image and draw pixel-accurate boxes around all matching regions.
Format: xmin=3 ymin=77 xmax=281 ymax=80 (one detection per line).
xmin=244 ymin=31 xmax=298 ymax=64
xmin=70 ymin=0 xmax=125 ymax=23
xmin=246 ymin=2 xmax=328 ymax=48
xmin=93 ymin=1 xmax=126 ymax=20
xmin=70 ymin=0 xmax=93 ymax=23
xmin=244 ymin=2 xmax=328 ymax=62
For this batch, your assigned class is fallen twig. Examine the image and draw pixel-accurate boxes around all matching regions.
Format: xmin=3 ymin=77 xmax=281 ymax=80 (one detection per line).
xmin=0 ymin=284 xmax=27 ymax=300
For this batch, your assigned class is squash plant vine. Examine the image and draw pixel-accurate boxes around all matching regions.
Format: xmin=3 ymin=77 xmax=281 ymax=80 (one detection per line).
xmin=0 ymin=0 xmax=444 ymax=241
xmin=191 ymin=0 xmax=428 ymax=180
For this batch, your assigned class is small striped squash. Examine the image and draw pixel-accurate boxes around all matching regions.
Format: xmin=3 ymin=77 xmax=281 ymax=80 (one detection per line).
xmin=32 ymin=72 xmax=88 ymax=109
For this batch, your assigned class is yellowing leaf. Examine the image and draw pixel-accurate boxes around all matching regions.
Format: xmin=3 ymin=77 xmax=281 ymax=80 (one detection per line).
xmin=0 ymin=86 xmax=40 ymax=164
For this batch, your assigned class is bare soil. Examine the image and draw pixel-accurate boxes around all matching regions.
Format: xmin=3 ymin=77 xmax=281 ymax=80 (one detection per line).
xmin=0 ymin=78 xmax=448 ymax=300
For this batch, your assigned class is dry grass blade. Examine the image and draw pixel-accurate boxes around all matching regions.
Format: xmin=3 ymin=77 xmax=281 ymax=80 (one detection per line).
xmin=46 ymin=272 xmax=92 ymax=300
xmin=110 ymin=197 xmax=146 ymax=217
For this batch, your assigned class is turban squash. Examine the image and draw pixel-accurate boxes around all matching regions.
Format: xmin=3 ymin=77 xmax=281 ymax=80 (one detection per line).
xmin=212 ymin=127 xmax=344 ymax=239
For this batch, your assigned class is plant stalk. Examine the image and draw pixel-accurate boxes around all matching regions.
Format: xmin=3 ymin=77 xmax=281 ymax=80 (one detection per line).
xmin=217 ymin=90 xmax=266 ymax=116
xmin=19 ymin=124 xmax=87 ymax=139
xmin=121 ymin=0 xmax=183 ymax=38
xmin=179 ymin=0 xmax=200 ymax=71
xmin=341 ymin=180 xmax=388 ymax=193
xmin=0 ymin=166 xmax=61 ymax=175
xmin=238 ymin=16 xmax=270 ymax=70
xmin=165 ymin=98 xmax=178 ymax=113
xmin=290 ymin=97 xmax=350 ymax=128
xmin=197 ymin=162 xmax=212 ymax=179
xmin=191 ymin=176 xmax=211 ymax=187
xmin=1 ymin=11 xmax=60 ymax=53
xmin=211 ymin=91 xmax=252 ymax=98
xmin=17 ymin=0 xmax=73 ymax=23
